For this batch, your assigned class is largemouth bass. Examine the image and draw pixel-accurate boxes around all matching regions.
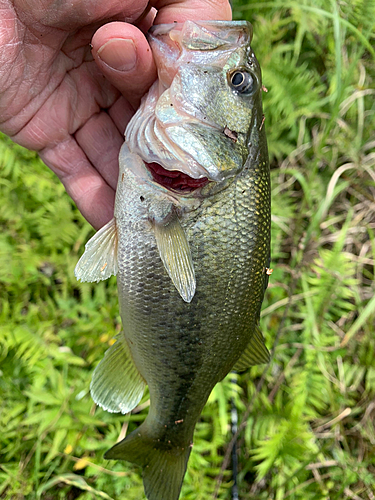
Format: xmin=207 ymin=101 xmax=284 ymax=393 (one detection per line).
xmin=75 ymin=20 xmax=271 ymax=500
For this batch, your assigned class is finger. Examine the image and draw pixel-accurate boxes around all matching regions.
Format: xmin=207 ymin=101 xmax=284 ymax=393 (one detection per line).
xmin=107 ymin=96 xmax=136 ymax=136
xmin=151 ymin=0 xmax=232 ymax=24
xmin=91 ymin=22 xmax=157 ymax=109
xmin=75 ymin=111 xmax=124 ymax=191
xmin=135 ymin=5 xmax=158 ymax=33
xmin=41 ymin=137 xmax=115 ymax=229
xmin=35 ymin=0 xmax=150 ymax=30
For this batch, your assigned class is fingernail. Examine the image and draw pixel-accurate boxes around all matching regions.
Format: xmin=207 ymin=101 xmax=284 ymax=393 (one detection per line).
xmin=97 ymin=38 xmax=137 ymax=72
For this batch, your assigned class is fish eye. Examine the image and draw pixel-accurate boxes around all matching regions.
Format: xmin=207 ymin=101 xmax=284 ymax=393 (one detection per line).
xmin=228 ymin=69 xmax=256 ymax=95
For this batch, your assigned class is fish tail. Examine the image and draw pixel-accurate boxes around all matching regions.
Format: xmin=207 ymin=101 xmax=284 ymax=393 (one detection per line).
xmin=105 ymin=423 xmax=192 ymax=500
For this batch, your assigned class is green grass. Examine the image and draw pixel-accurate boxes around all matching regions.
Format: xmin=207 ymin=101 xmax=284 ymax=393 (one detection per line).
xmin=1 ymin=0 xmax=375 ymax=498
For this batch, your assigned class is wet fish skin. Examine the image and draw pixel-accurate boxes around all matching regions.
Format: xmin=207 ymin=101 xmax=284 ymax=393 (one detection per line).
xmin=75 ymin=20 xmax=270 ymax=500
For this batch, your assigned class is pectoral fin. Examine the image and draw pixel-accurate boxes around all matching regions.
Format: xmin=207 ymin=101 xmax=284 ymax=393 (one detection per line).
xmin=233 ymin=325 xmax=270 ymax=371
xmin=75 ymin=218 xmax=118 ymax=282
xmin=153 ymin=213 xmax=196 ymax=303
xmin=90 ymin=334 xmax=146 ymax=414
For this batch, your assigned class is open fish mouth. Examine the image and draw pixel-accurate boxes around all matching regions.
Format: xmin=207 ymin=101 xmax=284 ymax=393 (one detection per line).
xmin=146 ymin=162 xmax=209 ymax=193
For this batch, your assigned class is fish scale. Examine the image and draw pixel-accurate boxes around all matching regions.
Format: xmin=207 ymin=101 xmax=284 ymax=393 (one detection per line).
xmin=75 ymin=20 xmax=270 ymax=500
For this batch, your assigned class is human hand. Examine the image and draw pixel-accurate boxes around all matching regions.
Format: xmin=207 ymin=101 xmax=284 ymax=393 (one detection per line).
xmin=0 ymin=1 xmax=231 ymax=229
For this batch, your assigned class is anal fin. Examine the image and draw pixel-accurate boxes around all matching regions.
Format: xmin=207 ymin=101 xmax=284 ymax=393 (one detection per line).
xmin=233 ymin=325 xmax=270 ymax=371
xmin=90 ymin=334 xmax=146 ymax=414
xmin=75 ymin=217 xmax=118 ymax=283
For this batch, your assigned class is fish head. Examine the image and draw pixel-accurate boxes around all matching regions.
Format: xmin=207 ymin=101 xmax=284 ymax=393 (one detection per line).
xmin=124 ymin=21 xmax=264 ymax=198
xmin=150 ymin=20 xmax=258 ymax=133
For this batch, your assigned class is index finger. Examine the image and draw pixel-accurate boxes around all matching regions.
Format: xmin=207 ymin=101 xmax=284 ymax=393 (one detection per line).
xmin=151 ymin=0 xmax=232 ymax=24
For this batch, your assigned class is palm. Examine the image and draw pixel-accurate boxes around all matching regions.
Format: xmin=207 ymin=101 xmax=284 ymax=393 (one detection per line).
xmin=0 ymin=3 xmax=148 ymax=228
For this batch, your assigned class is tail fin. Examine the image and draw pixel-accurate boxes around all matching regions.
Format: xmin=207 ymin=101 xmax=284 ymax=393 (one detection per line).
xmin=105 ymin=423 xmax=191 ymax=500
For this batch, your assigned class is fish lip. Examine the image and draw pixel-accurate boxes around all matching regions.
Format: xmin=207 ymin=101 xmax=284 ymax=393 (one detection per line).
xmin=137 ymin=120 xmax=246 ymax=190
xmin=118 ymin=143 xmax=221 ymax=199
xmin=152 ymin=121 xmax=246 ymax=184
xmin=148 ymin=20 xmax=253 ymax=42
xmin=138 ymin=159 xmax=237 ymax=201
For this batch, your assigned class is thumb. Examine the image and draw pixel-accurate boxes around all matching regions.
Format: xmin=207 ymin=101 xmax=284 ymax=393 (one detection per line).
xmin=92 ymin=22 xmax=157 ymax=110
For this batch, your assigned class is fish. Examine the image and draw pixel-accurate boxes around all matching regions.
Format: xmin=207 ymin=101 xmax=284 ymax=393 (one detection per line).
xmin=75 ymin=20 xmax=271 ymax=500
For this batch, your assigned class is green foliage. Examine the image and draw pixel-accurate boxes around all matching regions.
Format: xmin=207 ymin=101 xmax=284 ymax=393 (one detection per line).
xmin=1 ymin=1 xmax=375 ymax=499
